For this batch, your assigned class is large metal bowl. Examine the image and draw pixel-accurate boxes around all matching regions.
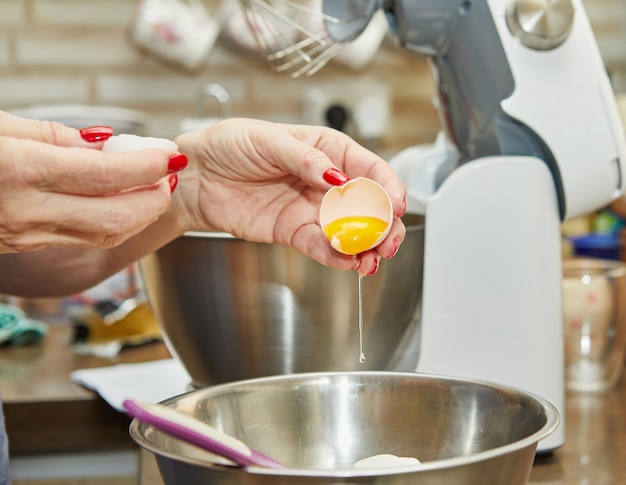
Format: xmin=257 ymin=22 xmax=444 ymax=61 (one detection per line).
xmin=140 ymin=215 xmax=424 ymax=387
xmin=130 ymin=371 xmax=559 ymax=485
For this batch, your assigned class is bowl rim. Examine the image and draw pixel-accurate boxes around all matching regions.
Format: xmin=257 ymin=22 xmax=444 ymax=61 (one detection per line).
xmin=180 ymin=214 xmax=425 ymax=240
xmin=129 ymin=370 xmax=559 ymax=477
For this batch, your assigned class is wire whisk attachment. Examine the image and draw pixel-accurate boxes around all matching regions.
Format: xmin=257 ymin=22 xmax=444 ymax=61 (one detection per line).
xmin=240 ymin=0 xmax=380 ymax=78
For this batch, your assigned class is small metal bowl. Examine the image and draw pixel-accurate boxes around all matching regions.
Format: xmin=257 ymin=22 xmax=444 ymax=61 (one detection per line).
xmin=130 ymin=371 xmax=559 ymax=485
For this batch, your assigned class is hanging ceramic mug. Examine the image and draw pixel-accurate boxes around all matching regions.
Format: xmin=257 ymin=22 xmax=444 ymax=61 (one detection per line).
xmin=128 ymin=0 xmax=221 ymax=70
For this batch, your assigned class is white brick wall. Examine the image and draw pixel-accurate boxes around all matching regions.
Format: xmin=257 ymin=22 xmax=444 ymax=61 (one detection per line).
xmin=0 ymin=0 xmax=25 ymax=28
xmin=0 ymin=35 xmax=10 ymax=67
xmin=583 ymin=0 xmax=626 ymax=67
xmin=0 ymin=76 xmax=90 ymax=106
xmin=0 ymin=0 xmax=623 ymax=147
xmin=32 ymin=0 xmax=134 ymax=27
xmin=95 ymin=72 xmax=246 ymax=105
xmin=15 ymin=33 xmax=140 ymax=67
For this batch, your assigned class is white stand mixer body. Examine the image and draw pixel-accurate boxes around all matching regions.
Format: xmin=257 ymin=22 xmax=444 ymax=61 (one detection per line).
xmin=388 ymin=0 xmax=626 ymax=453
xmin=414 ymin=156 xmax=565 ymax=452
xmin=493 ymin=0 xmax=626 ymax=219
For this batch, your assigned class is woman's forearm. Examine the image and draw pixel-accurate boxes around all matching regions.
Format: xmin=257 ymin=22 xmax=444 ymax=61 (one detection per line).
xmin=0 ymin=210 xmax=184 ymax=297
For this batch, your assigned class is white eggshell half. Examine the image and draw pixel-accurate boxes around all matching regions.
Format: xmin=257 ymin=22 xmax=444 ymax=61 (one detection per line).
xmin=319 ymin=177 xmax=394 ymax=254
xmin=102 ymin=134 xmax=177 ymax=153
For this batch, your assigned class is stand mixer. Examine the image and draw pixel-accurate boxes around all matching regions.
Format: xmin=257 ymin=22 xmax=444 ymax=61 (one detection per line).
xmin=241 ymin=0 xmax=626 ymax=452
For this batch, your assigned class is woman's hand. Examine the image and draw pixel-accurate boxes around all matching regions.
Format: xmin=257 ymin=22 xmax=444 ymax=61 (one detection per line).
xmin=174 ymin=118 xmax=407 ymax=276
xmin=0 ymin=111 xmax=185 ymax=253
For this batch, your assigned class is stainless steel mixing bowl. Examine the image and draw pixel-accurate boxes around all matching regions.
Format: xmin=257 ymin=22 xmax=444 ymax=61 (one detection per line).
xmin=130 ymin=371 xmax=559 ymax=485
xmin=140 ymin=215 xmax=424 ymax=387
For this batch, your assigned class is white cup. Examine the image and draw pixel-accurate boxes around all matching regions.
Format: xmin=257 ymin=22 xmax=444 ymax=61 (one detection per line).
xmin=128 ymin=0 xmax=221 ymax=71
xmin=333 ymin=9 xmax=388 ymax=70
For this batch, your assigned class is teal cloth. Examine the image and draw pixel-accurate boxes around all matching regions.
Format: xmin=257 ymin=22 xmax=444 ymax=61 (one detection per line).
xmin=0 ymin=303 xmax=47 ymax=346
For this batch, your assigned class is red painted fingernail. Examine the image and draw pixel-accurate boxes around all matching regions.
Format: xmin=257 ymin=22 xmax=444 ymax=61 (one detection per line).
xmin=168 ymin=153 xmax=188 ymax=173
xmin=367 ymin=257 xmax=380 ymax=276
xmin=169 ymin=173 xmax=178 ymax=193
xmin=323 ymin=168 xmax=350 ymax=186
xmin=387 ymin=237 xmax=400 ymax=259
xmin=80 ymin=126 xmax=113 ymax=142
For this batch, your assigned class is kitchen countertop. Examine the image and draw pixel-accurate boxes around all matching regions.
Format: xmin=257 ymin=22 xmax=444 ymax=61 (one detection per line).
xmin=0 ymin=321 xmax=624 ymax=483
xmin=0 ymin=320 xmax=170 ymax=456
xmin=530 ymin=381 xmax=626 ymax=483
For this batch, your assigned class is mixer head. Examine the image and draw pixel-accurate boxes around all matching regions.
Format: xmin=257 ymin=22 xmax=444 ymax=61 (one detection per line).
xmin=241 ymin=0 xmax=626 ymax=220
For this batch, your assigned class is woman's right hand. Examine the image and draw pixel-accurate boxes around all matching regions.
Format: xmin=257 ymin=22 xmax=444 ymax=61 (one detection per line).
xmin=0 ymin=111 xmax=185 ymax=253
xmin=173 ymin=118 xmax=407 ymax=276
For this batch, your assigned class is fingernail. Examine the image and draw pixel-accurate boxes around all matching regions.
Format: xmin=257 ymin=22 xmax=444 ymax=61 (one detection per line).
xmin=366 ymin=257 xmax=380 ymax=276
xmin=399 ymin=198 xmax=407 ymax=217
xmin=323 ymin=168 xmax=350 ymax=186
xmin=387 ymin=237 xmax=400 ymax=259
xmin=169 ymin=173 xmax=178 ymax=193
xmin=353 ymin=255 xmax=362 ymax=271
xmin=80 ymin=126 xmax=113 ymax=143
xmin=168 ymin=153 xmax=188 ymax=173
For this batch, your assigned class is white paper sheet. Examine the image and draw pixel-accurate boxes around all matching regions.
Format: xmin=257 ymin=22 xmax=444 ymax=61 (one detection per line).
xmin=70 ymin=358 xmax=191 ymax=411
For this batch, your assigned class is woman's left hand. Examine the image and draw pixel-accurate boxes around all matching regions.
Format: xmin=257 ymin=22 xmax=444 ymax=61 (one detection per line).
xmin=0 ymin=111 xmax=182 ymax=253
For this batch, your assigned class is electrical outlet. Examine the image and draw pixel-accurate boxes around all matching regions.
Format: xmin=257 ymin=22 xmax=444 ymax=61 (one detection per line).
xmin=301 ymin=81 xmax=390 ymax=141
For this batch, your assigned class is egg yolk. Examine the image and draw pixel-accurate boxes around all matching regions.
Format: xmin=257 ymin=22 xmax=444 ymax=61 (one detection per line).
xmin=323 ymin=216 xmax=388 ymax=255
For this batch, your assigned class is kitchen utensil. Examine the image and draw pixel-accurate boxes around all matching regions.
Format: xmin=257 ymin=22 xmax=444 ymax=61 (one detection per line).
xmin=128 ymin=0 xmax=221 ymax=71
xmin=332 ymin=8 xmax=388 ymax=70
xmin=386 ymin=0 xmax=624 ymax=452
xmin=239 ymin=0 xmax=380 ymax=77
xmin=122 ymin=399 xmax=286 ymax=469
xmin=562 ymin=258 xmax=626 ymax=393
xmin=139 ymin=214 xmax=424 ymax=387
xmin=129 ymin=371 xmax=559 ymax=484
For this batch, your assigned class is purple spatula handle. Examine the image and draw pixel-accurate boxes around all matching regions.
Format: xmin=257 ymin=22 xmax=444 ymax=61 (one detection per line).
xmin=123 ymin=399 xmax=286 ymax=469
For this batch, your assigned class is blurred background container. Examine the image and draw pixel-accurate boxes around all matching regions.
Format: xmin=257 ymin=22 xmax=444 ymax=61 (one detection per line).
xmin=562 ymin=258 xmax=626 ymax=393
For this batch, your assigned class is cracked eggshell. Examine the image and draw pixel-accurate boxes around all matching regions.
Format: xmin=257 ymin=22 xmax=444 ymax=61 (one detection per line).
xmin=319 ymin=177 xmax=394 ymax=254
xmin=102 ymin=134 xmax=177 ymax=153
